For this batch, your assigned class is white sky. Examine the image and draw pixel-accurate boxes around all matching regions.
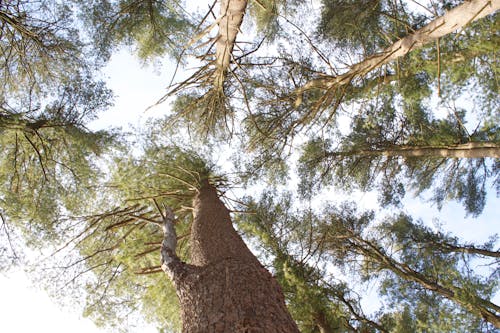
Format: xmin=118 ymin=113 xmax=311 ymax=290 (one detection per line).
xmin=0 ymin=271 xmax=117 ymax=333
xmin=90 ymin=50 xmax=175 ymax=131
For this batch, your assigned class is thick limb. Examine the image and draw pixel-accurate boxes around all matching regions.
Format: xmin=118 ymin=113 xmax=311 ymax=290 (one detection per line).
xmin=160 ymin=206 xmax=185 ymax=280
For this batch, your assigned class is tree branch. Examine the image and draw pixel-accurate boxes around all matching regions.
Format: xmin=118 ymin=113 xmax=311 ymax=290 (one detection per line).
xmin=295 ymin=0 xmax=500 ymax=104
xmin=160 ymin=206 xmax=185 ymax=280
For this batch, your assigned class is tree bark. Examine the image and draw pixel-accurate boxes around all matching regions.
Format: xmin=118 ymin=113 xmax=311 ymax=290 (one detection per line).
xmin=163 ymin=179 xmax=299 ymax=333
xmin=328 ymin=142 xmax=500 ymax=159
xmin=438 ymin=243 xmax=500 ymax=258
xmin=214 ymin=0 xmax=248 ymax=88
xmin=297 ymin=0 xmax=500 ymax=96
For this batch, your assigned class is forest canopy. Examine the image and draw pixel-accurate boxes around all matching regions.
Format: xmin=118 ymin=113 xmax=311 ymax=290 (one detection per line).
xmin=1 ymin=0 xmax=499 ymax=332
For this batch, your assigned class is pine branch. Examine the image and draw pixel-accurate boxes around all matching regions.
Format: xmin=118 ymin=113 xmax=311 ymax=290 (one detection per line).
xmin=294 ymin=0 xmax=500 ymax=104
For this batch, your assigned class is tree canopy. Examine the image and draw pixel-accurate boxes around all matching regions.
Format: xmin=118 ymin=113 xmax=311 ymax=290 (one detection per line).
xmin=1 ymin=0 xmax=499 ymax=332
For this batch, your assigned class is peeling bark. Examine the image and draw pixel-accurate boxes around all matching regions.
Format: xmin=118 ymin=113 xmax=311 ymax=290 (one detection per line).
xmin=162 ymin=179 xmax=299 ymax=332
xmin=214 ymin=0 xmax=248 ymax=88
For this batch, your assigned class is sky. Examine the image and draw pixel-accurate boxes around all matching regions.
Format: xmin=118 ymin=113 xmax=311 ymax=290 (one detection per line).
xmin=1 ymin=2 xmax=499 ymax=332
xmin=0 ymin=51 xmax=169 ymax=333
xmin=0 ymin=271 xmax=118 ymax=333
xmin=90 ymin=50 xmax=174 ymax=131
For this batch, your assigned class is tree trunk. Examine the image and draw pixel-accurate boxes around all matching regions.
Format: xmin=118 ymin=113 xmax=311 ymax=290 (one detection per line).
xmin=214 ymin=0 xmax=248 ymax=88
xmin=329 ymin=142 xmax=500 ymax=159
xmin=297 ymin=0 xmax=500 ymax=96
xmin=163 ymin=179 xmax=299 ymax=332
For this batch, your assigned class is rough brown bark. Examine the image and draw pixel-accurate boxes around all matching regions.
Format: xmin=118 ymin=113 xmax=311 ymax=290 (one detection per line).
xmin=163 ymin=179 xmax=299 ymax=333
xmin=297 ymin=0 xmax=500 ymax=97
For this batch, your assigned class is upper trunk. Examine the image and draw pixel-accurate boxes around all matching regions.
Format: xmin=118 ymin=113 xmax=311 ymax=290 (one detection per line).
xmin=296 ymin=0 xmax=500 ymax=97
xmin=189 ymin=178 xmax=260 ymax=266
xmin=214 ymin=0 xmax=248 ymax=88
xmin=163 ymin=179 xmax=300 ymax=333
